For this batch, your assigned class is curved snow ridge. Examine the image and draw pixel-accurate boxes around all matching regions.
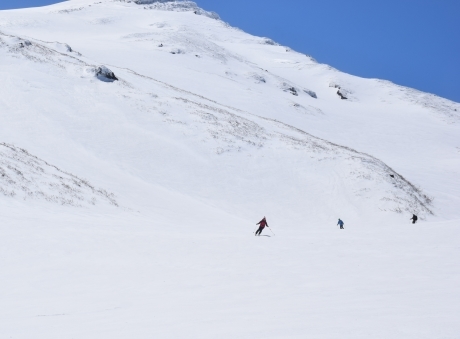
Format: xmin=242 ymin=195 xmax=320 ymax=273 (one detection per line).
xmin=123 ymin=0 xmax=220 ymax=20
xmin=168 ymin=95 xmax=433 ymax=217
xmin=266 ymin=119 xmax=434 ymax=216
xmin=0 ymin=143 xmax=118 ymax=207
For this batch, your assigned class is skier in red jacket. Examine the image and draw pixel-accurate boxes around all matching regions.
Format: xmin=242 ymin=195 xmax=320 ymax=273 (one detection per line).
xmin=255 ymin=217 xmax=268 ymax=236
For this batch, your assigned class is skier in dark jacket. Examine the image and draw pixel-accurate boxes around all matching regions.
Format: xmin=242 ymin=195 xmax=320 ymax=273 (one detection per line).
xmin=255 ymin=217 xmax=268 ymax=236
xmin=337 ymin=218 xmax=344 ymax=229
xmin=410 ymin=214 xmax=418 ymax=224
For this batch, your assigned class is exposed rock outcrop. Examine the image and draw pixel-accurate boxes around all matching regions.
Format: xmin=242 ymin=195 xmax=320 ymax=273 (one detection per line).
xmin=96 ymin=66 xmax=118 ymax=81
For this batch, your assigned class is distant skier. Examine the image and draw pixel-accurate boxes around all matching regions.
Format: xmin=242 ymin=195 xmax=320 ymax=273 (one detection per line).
xmin=337 ymin=218 xmax=344 ymax=229
xmin=255 ymin=217 xmax=268 ymax=236
xmin=410 ymin=214 xmax=418 ymax=224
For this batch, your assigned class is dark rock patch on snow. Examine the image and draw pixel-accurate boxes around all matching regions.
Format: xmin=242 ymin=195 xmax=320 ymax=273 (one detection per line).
xmin=329 ymin=82 xmax=341 ymax=89
xmin=170 ymin=48 xmax=185 ymax=55
xmin=262 ymin=38 xmax=278 ymax=46
xmin=287 ymin=87 xmax=298 ymax=96
xmin=96 ymin=66 xmax=118 ymax=82
xmin=282 ymin=83 xmax=298 ymax=96
xmin=304 ymin=89 xmax=317 ymax=99
xmin=18 ymin=40 xmax=32 ymax=48
xmin=329 ymin=83 xmax=349 ymax=100
xmin=250 ymin=73 xmax=266 ymax=83
xmin=337 ymin=89 xmax=347 ymax=100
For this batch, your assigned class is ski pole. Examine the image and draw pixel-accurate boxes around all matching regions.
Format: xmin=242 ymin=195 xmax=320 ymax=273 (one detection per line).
xmin=267 ymin=226 xmax=276 ymax=236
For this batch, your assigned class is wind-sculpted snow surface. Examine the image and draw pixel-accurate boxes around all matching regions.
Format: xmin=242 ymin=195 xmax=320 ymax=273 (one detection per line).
xmin=0 ymin=143 xmax=118 ymax=207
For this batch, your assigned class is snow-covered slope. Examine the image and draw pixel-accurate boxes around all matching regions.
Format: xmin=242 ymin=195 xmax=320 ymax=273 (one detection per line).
xmin=0 ymin=142 xmax=118 ymax=206
xmin=0 ymin=1 xmax=459 ymax=338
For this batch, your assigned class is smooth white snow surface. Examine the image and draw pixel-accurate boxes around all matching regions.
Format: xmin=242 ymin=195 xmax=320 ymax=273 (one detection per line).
xmin=0 ymin=0 xmax=459 ymax=337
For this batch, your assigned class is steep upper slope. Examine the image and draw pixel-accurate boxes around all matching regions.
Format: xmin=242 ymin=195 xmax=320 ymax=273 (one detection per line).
xmin=0 ymin=0 xmax=458 ymax=221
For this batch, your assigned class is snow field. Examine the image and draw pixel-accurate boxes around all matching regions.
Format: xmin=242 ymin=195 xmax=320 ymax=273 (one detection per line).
xmin=1 ymin=205 xmax=459 ymax=338
xmin=0 ymin=0 xmax=459 ymax=337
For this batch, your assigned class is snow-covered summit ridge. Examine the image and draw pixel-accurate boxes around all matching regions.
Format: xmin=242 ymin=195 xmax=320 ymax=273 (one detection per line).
xmin=119 ymin=0 xmax=220 ymax=19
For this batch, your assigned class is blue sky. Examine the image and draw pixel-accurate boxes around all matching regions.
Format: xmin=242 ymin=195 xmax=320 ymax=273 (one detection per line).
xmin=1 ymin=0 xmax=459 ymax=102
